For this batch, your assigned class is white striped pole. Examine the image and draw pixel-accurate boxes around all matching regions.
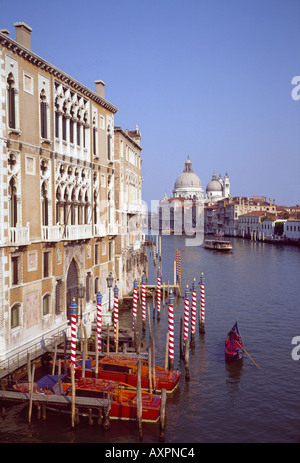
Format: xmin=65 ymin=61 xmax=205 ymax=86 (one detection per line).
xmin=132 ymin=279 xmax=138 ymax=330
xmin=113 ymin=285 xmax=119 ymax=347
xmin=157 ymin=267 xmax=161 ymax=320
xmin=200 ymin=273 xmax=205 ymax=333
xmin=96 ymin=291 xmax=102 ymax=352
xmin=70 ymin=298 xmax=78 ymax=365
xmin=141 ymin=273 xmax=146 ymax=332
xmin=191 ymin=279 xmax=197 ymax=345
xmin=184 ymin=285 xmax=190 ymax=344
xmin=168 ymin=290 xmax=175 ymax=371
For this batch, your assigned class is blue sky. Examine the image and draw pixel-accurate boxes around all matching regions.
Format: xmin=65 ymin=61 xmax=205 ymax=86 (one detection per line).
xmin=1 ymin=0 xmax=300 ymax=206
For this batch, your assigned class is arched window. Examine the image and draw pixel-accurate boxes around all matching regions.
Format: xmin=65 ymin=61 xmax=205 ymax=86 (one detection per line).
xmin=41 ymin=181 xmax=49 ymax=226
xmin=43 ymin=294 xmax=50 ymax=316
xmin=8 ymin=177 xmax=17 ymax=227
xmin=7 ymin=73 xmax=16 ymax=129
xmin=40 ymin=90 xmax=47 ymax=139
xmin=11 ymin=303 xmax=20 ymax=328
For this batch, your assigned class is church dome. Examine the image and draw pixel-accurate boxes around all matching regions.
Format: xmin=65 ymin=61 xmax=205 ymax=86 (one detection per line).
xmin=173 ymin=157 xmax=203 ymax=199
xmin=206 ymin=173 xmax=222 ymax=193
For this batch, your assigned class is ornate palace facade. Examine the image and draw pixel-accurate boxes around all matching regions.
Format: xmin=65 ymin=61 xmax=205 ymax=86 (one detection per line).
xmin=0 ymin=23 xmax=145 ymax=363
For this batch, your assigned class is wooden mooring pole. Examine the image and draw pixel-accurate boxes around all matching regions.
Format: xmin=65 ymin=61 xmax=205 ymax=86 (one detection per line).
xmin=136 ymin=359 xmax=142 ymax=439
xmin=160 ymin=388 xmax=167 ymax=441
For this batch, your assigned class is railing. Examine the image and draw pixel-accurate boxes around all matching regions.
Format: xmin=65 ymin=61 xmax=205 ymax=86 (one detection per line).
xmin=9 ymin=224 xmax=30 ymax=245
xmin=108 ymin=222 xmax=118 ymax=235
xmin=94 ymin=223 xmax=107 ymax=237
xmin=64 ymin=224 xmax=93 ymax=240
xmin=0 ymin=330 xmax=66 ymax=377
xmin=42 ymin=225 xmax=62 ymax=241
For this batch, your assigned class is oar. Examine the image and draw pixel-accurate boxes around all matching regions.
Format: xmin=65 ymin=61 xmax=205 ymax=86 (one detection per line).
xmin=237 ymin=342 xmax=261 ymax=369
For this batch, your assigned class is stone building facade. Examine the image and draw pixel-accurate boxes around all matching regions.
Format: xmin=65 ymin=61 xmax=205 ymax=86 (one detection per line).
xmin=0 ymin=23 xmax=120 ymax=362
xmin=114 ymin=126 xmax=146 ymax=297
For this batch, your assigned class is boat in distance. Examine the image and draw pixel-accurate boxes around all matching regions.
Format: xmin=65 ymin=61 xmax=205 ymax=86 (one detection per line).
xmin=204 ymin=239 xmax=232 ymax=252
xmin=225 ymin=322 xmax=243 ymax=362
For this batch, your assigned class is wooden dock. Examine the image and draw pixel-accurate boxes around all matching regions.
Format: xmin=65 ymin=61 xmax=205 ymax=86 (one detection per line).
xmin=0 ymin=389 xmax=110 ymax=410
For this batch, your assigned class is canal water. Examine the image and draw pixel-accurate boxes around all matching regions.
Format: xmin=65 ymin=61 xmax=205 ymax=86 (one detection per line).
xmin=0 ymin=235 xmax=299 ymax=444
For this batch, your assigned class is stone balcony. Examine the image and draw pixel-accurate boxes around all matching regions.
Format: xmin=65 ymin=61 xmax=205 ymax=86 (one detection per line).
xmin=108 ymin=222 xmax=118 ymax=235
xmin=94 ymin=223 xmax=107 ymax=237
xmin=9 ymin=224 xmax=30 ymax=246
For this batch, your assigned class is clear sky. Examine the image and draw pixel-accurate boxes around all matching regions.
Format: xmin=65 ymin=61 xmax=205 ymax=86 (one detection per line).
xmin=1 ymin=0 xmax=300 ymax=207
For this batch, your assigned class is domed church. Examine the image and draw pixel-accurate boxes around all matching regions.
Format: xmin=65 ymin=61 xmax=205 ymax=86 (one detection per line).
xmin=172 ymin=157 xmax=230 ymax=202
xmin=173 ymin=157 xmax=204 ymax=200
xmin=206 ymin=172 xmax=230 ymax=201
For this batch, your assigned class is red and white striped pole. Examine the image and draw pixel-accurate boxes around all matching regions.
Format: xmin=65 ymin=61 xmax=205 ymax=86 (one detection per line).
xmin=141 ymin=273 xmax=146 ymax=332
xmin=113 ymin=285 xmax=119 ymax=350
xmin=132 ymin=279 xmax=138 ymax=330
xmin=96 ymin=291 xmax=102 ymax=352
xmin=184 ymin=285 xmax=190 ymax=345
xmin=70 ymin=298 xmax=78 ymax=365
xmin=157 ymin=267 xmax=161 ymax=320
xmin=200 ymin=273 xmax=205 ymax=333
xmin=168 ymin=290 xmax=175 ymax=371
xmin=191 ymin=279 xmax=197 ymax=346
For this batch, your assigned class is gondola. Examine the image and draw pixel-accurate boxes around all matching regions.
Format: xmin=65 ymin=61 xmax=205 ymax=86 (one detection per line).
xmin=225 ymin=322 xmax=243 ymax=362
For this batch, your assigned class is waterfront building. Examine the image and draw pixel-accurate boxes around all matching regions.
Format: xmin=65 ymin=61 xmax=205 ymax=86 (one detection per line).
xmin=0 ymin=23 xmax=121 ymax=362
xmin=283 ymin=219 xmax=300 ymax=242
xmin=211 ymin=196 xmax=278 ymax=236
xmin=114 ymin=126 xmax=146 ymax=297
xmin=238 ymin=211 xmax=276 ymax=239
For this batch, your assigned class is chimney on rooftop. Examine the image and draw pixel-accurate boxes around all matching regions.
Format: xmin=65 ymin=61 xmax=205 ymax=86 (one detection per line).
xmin=95 ymin=80 xmax=105 ymax=98
xmin=0 ymin=29 xmax=10 ymax=36
xmin=14 ymin=22 xmax=32 ymax=50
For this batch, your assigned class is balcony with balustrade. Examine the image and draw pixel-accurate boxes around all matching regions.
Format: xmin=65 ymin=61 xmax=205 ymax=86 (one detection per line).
xmin=9 ymin=223 xmax=30 ymax=246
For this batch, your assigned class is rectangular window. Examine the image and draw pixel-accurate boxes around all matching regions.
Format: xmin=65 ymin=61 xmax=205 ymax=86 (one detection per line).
xmin=55 ymin=111 xmax=59 ymax=138
xmin=62 ymin=114 xmax=67 ymax=141
xmin=43 ymin=251 xmax=50 ymax=278
xmin=12 ymin=256 xmax=19 ymax=285
xmin=40 ymin=101 xmax=47 ymax=139
xmin=70 ymin=119 xmax=74 ymax=143
xmin=43 ymin=295 xmax=50 ymax=315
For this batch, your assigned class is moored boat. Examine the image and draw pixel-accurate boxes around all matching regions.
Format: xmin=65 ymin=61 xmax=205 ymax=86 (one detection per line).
xmin=54 ymin=355 xmax=181 ymax=393
xmin=225 ymin=322 xmax=243 ymax=362
xmin=13 ymin=374 xmax=66 ymax=394
xmin=204 ymin=240 xmax=232 ymax=252
xmin=97 ymin=355 xmax=181 ymax=393
xmin=63 ymin=377 xmax=161 ymax=422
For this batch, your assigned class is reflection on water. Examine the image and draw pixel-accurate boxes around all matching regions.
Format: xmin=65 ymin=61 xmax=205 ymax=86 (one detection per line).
xmin=0 ymin=235 xmax=299 ymax=443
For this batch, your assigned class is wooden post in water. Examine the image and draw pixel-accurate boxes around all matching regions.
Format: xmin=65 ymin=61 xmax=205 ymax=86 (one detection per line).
xmin=148 ymin=346 xmax=152 ymax=394
xmin=184 ymin=336 xmax=190 ymax=381
xmin=82 ymin=335 xmax=86 ymax=378
xmin=63 ymin=330 xmax=67 ymax=376
xmin=95 ymin=336 xmax=99 ymax=379
xmin=152 ymin=337 xmax=156 ymax=392
xmin=157 ymin=267 xmax=161 ymax=321
xmin=160 ymin=388 xmax=167 ymax=441
xmin=141 ymin=273 xmax=146 ymax=332
xmin=168 ymin=290 xmax=175 ymax=371
xmin=71 ymin=363 xmax=76 ymax=428
xmin=147 ymin=304 xmax=152 ymax=339
xmin=106 ymin=323 xmax=110 ymax=355
xmin=165 ymin=332 xmax=169 ymax=370
xmin=190 ymin=279 xmax=197 ymax=347
xmin=136 ymin=359 xmax=142 ymax=439
xmin=27 ymin=353 xmax=31 ymax=383
xmin=199 ymin=273 xmax=205 ymax=333
xmin=28 ymin=363 xmax=35 ymax=425
xmin=114 ymin=285 xmax=119 ymax=351
xmin=52 ymin=341 xmax=57 ymax=375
